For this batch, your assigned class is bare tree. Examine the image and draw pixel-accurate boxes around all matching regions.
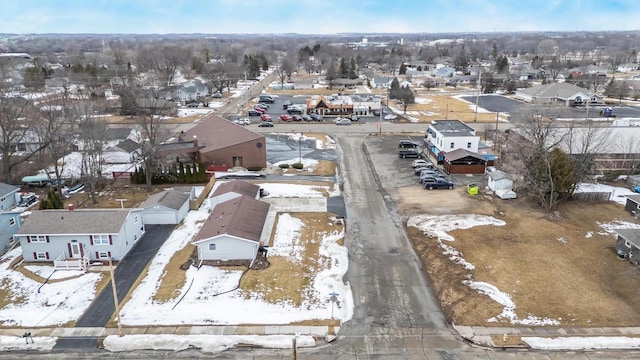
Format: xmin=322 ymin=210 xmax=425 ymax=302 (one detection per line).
xmin=75 ymin=99 xmax=106 ymax=204
xmin=276 ymin=57 xmax=294 ymax=89
xmin=137 ymin=45 xmax=191 ymax=88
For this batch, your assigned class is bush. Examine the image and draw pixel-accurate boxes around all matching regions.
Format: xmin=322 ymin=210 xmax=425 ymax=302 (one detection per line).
xmin=279 ymin=164 xmax=290 ymax=169
xmin=247 ymin=166 xmax=263 ymax=172
xmin=291 ymin=163 xmax=304 ymax=169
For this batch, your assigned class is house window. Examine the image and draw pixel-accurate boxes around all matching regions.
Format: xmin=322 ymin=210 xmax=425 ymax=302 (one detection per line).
xmin=209 ymin=243 xmax=216 ymax=251
xmin=97 ymin=251 xmax=110 ymax=259
xmin=9 ymin=218 xmax=16 ymax=226
xmin=450 ymin=142 xmax=454 ymax=149
xmin=232 ymin=156 xmax=243 ymax=167
xmin=134 ymin=235 xmax=138 ymax=241
xmin=17 ymin=143 xmax=26 ymax=152
xmin=30 ymin=235 xmax=47 ymax=243
xmin=93 ymin=234 xmax=109 ymax=245
xmin=0 ymin=196 xmax=5 ymax=202
xmin=35 ymin=252 xmax=48 ymax=260
xmin=625 ymin=240 xmax=633 ymax=248
xmin=134 ymin=216 xmax=138 ymax=223
xmin=467 ymin=142 xmax=472 ymax=149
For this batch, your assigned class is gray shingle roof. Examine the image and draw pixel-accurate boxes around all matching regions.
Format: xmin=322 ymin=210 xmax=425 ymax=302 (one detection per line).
xmin=212 ymin=180 xmax=259 ymax=198
xmin=615 ymin=228 xmax=640 ymax=249
xmin=431 ymin=120 xmax=475 ymax=137
xmin=16 ymin=209 xmax=132 ymax=235
xmin=627 ymin=195 xmax=640 ymax=205
xmin=193 ymin=195 xmax=269 ymax=243
xmin=0 ymin=182 xmax=19 ymax=197
xmin=488 ymin=170 xmax=511 ymax=181
xmin=182 ymin=114 xmax=264 ymax=153
xmin=140 ymin=190 xmax=190 ymax=210
xmin=517 ymin=82 xmax=592 ymax=100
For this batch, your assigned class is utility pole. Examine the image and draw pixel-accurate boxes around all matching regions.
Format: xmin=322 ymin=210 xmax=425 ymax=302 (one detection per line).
xmin=378 ymin=99 xmax=382 ymax=134
xmin=109 ymin=258 xmax=123 ymax=337
xmin=494 ymin=111 xmax=500 ymax=150
xmin=474 ymin=71 xmax=482 ymax=123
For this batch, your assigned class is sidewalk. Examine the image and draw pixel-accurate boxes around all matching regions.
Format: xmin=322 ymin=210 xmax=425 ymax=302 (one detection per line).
xmin=0 ymin=324 xmax=336 ymax=338
xmin=454 ymin=325 xmax=640 ymax=349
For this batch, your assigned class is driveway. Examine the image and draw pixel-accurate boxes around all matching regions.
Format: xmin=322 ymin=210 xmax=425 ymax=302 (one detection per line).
xmin=74 ymin=224 xmax=174 ymax=327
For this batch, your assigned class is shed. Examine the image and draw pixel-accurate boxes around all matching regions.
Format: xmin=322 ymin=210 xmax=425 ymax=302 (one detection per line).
xmin=487 ymin=170 xmax=516 ymax=199
xmin=192 ymin=195 xmax=270 ymax=264
xmin=442 ymin=149 xmax=487 ymax=174
xmin=615 ymin=229 xmax=640 ymax=264
xmin=140 ymin=189 xmax=190 ymax=225
xmin=625 ymin=195 xmax=640 ymax=216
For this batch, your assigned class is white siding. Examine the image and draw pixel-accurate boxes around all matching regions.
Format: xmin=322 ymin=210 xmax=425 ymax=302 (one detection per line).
xmin=196 ymin=235 xmax=259 ymax=261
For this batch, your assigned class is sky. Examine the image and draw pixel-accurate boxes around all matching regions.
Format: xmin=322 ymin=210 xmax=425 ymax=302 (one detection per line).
xmin=0 ymin=0 xmax=639 ymax=35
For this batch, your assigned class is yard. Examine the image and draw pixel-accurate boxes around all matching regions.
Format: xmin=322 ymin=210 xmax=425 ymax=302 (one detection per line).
xmin=401 ymin=186 xmax=640 ymax=327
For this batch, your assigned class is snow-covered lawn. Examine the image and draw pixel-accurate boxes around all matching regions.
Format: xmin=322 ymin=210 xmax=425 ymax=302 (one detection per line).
xmin=259 ymin=183 xmax=328 ymax=198
xmin=0 ymin=249 xmax=103 ymax=327
xmin=104 ymin=334 xmax=315 ymax=353
xmin=0 ymin=335 xmax=57 ymax=351
xmin=23 ymin=265 xmax=84 ymax=280
xmin=524 ymin=336 xmax=640 ymax=350
xmin=118 ymin=190 xmax=352 ymax=326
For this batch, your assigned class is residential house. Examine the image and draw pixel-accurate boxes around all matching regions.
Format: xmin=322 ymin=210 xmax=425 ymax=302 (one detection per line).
xmin=442 ymin=149 xmax=487 ymax=175
xmin=210 ymin=180 xmax=261 ymax=207
xmin=487 ymin=170 xmax=516 ymax=199
xmin=192 ymin=195 xmax=270 ymax=265
xmin=140 ymin=188 xmax=191 ymax=225
xmin=433 ymin=66 xmax=455 ymax=78
xmin=9 ymin=130 xmax=43 ymax=154
xmin=104 ymin=139 xmax=142 ymax=164
xmin=624 ymin=195 xmax=640 ymax=216
xmin=15 ymin=208 xmax=145 ymax=269
xmin=0 ymin=182 xmax=22 ymax=252
xmin=172 ymin=79 xmax=209 ymax=103
xmin=181 ymin=114 xmax=266 ymax=169
xmin=514 ymin=82 xmax=602 ymax=106
xmin=370 ymin=76 xmax=394 ymax=89
xmin=306 ymin=95 xmax=354 ymax=117
xmin=293 ymin=78 xmax=317 ymax=90
xmin=424 ymin=120 xmax=479 ymax=163
xmin=615 ymin=229 xmax=640 ymax=264
xmin=330 ymin=78 xmax=363 ymax=89
xmin=350 ymin=95 xmax=381 ymax=116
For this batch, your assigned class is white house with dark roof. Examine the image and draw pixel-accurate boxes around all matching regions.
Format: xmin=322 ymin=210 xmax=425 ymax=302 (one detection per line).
xmin=424 ymin=119 xmax=479 ymax=161
xmin=0 ymin=182 xmax=22 ymax=252
xmin=140 ymin=188 xmax=191 ymax=225
xmin=172 ymin=79 xmax=209 ymax=103
xmin=515 ymin=82 xmax=602 ymax=106
xmin=15 ymin=208 xmax=145 ymax=269
xmin=192 ymin=195 xmax=270 ymax=265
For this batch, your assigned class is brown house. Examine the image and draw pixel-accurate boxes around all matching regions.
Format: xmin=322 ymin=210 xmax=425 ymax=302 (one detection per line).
xmin=442 ymin=148 xmax=487 ymax=174
xmin=182 ymin=114 xmax=266 ymax=169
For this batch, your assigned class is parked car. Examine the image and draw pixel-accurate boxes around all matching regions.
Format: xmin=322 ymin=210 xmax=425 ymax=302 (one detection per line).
xmin=399 ymin=149 xmax=421 ymax=159
xmin=412 ymin=159 xmax=430 ymax=168
xmin=287 ymin=106 xmax=303 ymax=115
xmin=422 ymin=177 xmax=455 ymax=190
xmin=398 ymin=140 xmax=419 ymax=149
xmin=282 ymin=100 xmax=292 ymax=110
xmin=260 ymin=114 xmax=273 ymax=122
xmin=291 ymin=115 xmax=303 ymax=122
xmin=385 ymin=114 xmax=398 ymax=120
xmin=65 ymin=182 xmax=85 ymax=195
xmin=336 ymin=118 xmax=352 ymax=126
xmin=248 ymin=109 xmax=262 ymax=116
xmin=18 ymin=192 xmax=37 ymax=207
xmin=258 ymin=121 xmax=274 ymax=127
xmin=255 ymin=103 xmax=269 ymax=110
xmin=212 ymin=92 xmax=223 ymax=98
xmin=414 ymin=166 xmax=437 ymax=175
xmin=302 ymin=115 xmax=313 ymax=122
xmin=350 ymin=114 xmax=359 ymax=121
xmin=234 ymin=118 xmax=250 ymax=125
xmin=372 ymin=109 xmax=381 ymax=116
xmin=310 ymin=113 xmax=323 ymax=121
xmin=187 ymin=102 xmax=199 ymax=108
xmin=258 ymin=102 xmax=270 ymax=108
xmin=253 ymin=106 xmax=266 ymax=113
xmin=259 ymin=95 xmax=275 ymax=103
xmin=279 ymin=114 xmax=293 ymax=122
xmin=419 ymin=170 xmax=442 ymax=180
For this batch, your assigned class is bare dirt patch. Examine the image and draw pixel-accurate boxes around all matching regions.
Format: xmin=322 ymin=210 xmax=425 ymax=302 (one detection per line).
xmin=406 ymin=193 xmax=640 ymax=327
xmin=392 ymin=186 xmax=471 ymax=216
xmin=401 ymin=90 xmax=506 ymax=124
xmin=152 ymin=244 xmax=196 ymax=303
xmin=239 ymin=212 xmax=344 ymax=307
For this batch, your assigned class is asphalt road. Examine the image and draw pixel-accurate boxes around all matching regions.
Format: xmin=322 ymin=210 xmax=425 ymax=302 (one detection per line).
xmin=74 ymin=225 xmax=174 ymax=328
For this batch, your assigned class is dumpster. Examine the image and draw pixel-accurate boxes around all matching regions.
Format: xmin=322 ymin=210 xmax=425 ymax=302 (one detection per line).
xmin=467 ymin=183 xmax=479 ymax=195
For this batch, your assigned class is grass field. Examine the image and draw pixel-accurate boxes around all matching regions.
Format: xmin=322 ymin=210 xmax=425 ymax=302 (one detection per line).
xmin=402 ymin=187 xmax=640 ymax=327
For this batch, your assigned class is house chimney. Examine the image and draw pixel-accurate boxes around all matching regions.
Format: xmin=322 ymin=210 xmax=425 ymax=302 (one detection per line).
xmin=68 ymin=204 xmax=74 ymax=211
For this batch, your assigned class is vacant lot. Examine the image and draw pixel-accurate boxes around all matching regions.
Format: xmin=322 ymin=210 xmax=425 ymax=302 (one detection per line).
xmin=366 ymin=134 xmax=640 ymax=328
xmin=403 ymin=188 xmax=640 ymax=327
xmin=404 ymin=90 xmax=508 ymax=124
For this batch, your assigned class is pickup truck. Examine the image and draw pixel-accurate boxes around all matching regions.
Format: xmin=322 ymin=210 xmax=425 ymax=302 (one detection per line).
xmin=422 ymin=177 xmax=455 ymax=190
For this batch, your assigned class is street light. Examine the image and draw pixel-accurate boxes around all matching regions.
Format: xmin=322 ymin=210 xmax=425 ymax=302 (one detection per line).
xmin=299 ymin=132 xmax=303 ymax=164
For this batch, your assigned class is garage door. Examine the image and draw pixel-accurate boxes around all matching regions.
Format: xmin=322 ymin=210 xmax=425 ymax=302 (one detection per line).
xmin=143 ymin=211 xmax=175 ymax=225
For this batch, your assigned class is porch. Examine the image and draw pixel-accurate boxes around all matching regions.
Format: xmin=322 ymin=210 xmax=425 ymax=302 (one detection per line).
xmin=53 ymin=253 xmax=89 ymax=271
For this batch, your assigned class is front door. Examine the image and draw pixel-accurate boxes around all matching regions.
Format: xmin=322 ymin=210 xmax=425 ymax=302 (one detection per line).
xmin=232 ymin=156 xmax=243 ymax=167
xmin=70 ymin=243 xmax=81 ymax=258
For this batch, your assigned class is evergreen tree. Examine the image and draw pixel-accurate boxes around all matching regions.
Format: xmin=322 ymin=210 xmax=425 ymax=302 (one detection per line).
xmin=399 ymin=63 xmax=407 ymax=75
xmin=349 ymin=57 xmax=357 ymax=79
xmin=339 ymin=58 xmax=348 ymax=78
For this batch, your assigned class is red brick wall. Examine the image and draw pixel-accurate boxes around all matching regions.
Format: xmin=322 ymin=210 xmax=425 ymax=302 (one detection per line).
xmin=199 ymin=139 xmax=267 ymax=169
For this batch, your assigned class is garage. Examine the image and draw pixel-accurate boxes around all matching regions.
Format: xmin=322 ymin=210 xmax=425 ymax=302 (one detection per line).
xmin=140 ymin=189 xmax=191 ymax=225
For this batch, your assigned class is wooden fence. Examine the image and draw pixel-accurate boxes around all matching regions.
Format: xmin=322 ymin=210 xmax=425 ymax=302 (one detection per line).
xmin=573 ymin=191 xmax=612 ymax=202
xmin=190 ymin=176 xmax=216 ymax=210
